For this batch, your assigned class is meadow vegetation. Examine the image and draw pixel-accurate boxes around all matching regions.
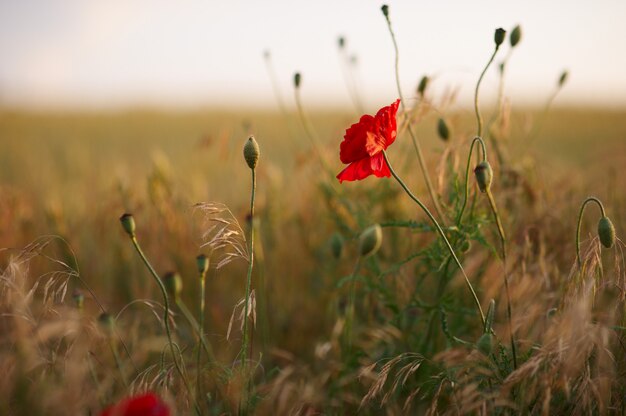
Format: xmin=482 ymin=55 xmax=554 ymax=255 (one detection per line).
xmin=2 ymin=10 xmax=626 ymax=415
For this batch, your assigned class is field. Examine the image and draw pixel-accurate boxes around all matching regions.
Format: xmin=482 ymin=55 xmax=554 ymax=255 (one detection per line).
xmin=2 ymin=20 xmax=626 ymax=415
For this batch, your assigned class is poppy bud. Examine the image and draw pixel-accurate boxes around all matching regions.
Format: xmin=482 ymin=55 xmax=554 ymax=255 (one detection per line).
xmin=558 ymin=70 xmax=568 ymax=88
xmin=338 ymin=36 xmax=345 ymax=49
xmin=330 ymin=232 xmax=344 ymax=259
xmin=381 ymin=4 xmax=389 ymax=18
xmin=476 ymin=333 xmax=493 ymax=355
xmin=98 ymin=312 xmax=114 ymax=335
xmin=163 ymin=271 xmax=183 ymax=301
xmin=474 ymin=161 xmax=493 ymax=193
xmin=597 ymin=216 xmax=616 ymax=248
xmin=437 ymin=118 xmax=450 ymax=141
xmin=417 ymin=75 xmax=429 ymax=97
xmin=243 ymin=136 xmax=260 ymax=170
xmin=359 ymin=224 xmax=382 ymax=257
xmin=494 ymin=28 xmax=506 ymax=48
xmin=119 ymin=213 xmax=136 ymax=237
xmin=510 ymin=25 xmax=522 ymax=47
xmin=196 ymin=254 xmax=209 ymax=276
xmin=293 ymin=72 xmax=301 ymax=89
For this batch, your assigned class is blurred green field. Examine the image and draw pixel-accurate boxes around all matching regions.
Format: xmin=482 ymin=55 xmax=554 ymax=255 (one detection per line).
xmin=1 ymin=105 xmax=626 ymax=414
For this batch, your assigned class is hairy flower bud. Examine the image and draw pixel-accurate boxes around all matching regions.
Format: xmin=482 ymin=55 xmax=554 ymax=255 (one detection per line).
xmin=510 ymin=25 xmax=522 ymax=47
xmin=330 ymin=232 xmax=344 ymax=259
xmin=98 ymin=312 xmax=115 ymax=335
xmin=359 ymin=224 xmax=382 ymax=257
xmin=477 ymin=333 xmax=493 ymax=356
xmin=73 ymin=290 xmax=84 ymax=311
xmin=494 ymin=28 xmax=506 ymax=48
xmin=119 ymin=213 xmax=136 ymax=237
xmin=558 ymin=70 xmax=568 ymax=88
xmin=243 ymin=136 xmax=260 ymax=170
xmin=338 ymin=36 xmax=345 ymax=49
xmin=293 ymin=72 xmax=301 ymax=88
xmin=437 ymin=118 xmax=450 ymax=141
xmin=417 ymin=75 xmax=429 ymax=97
xmin=474 ymin=161 xmax=493 ymax=193
xmin=163 ymin=271 xmax=183 ymax=301
xmin=196 ymin=254 xmax=209 ymax=276
xmin=381 ymin=4 xmax=389 ymax=18
xmin=598 ymin=216 xmax=616 ymax=248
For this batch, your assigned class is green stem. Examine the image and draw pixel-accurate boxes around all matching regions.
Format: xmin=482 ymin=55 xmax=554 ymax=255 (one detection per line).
xmin=294 ymin=85 xmax=333 ymax=176
xmin=196 ymin=268 xmax=207 ymax=399
xmin=129 ymin=236 xmax=200 ymax=414
xmin=475 ymin=46 xmax=500 ymax=138
xmin=240 ymin=167 xmax=256 ymax=415
xmin=382 ymin=151 xmax=485 ymax=327
xmin=456 ymin=137 xmax=487 ymax=226
xmin=177 ymin=298 xmax=216 ymax=363
xmin=576 ymin=197 xmax=607 ymax=267
xmin=485 ymin=189 xmax=517 ymax=369
xmin=383 ymin=11 xmax=446 ymax=223
xmin=108 ymin=338 xmax=128 ymax=388
xmin=344 ymin=258 xmax=362 ymax=353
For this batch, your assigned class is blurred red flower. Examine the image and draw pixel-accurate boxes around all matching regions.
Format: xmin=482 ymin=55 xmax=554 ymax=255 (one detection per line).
xmin=336 ymin=99 xmax=400 ymax=183
xmin=99 ymin=392 xmax=170 ymax=416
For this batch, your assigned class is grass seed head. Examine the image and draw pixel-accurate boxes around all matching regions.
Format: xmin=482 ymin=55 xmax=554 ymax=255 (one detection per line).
xmin=437 ymin=117 xmax=450 ymax=141
xmin=243 ymin=136 xmax=260 ymax=170
xmin=196 ymin=254 xmax=209 ymax=276
xmin=359 ymin=224 xmax=382 ymax=257
xmin=474 ymin=161 xmax=493 ymax=193
xmin=598 ymin=216 xmax=616 ymax=248
xmin=494 ymin=28 xmax=506 ymax=48
xmin=119 ymin=213 xmax=136 ymax=237
xmin=163 ymin=271 xmax=183 ymax=301
xmin=510 ymin=25 xmax=522 ymax=47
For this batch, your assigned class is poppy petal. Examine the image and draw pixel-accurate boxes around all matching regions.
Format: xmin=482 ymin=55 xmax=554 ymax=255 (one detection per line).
xmin=339 ymin=114 xmax=377 ymax=163
xmin=374 ymin=99 xmax=400 ymax=148
xmin=336 ymin=153 xmax=390 ymax=183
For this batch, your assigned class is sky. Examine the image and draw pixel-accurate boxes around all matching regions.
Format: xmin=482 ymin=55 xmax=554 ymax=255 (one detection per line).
xmin=1 ymin=0 xmax=625 ymax=110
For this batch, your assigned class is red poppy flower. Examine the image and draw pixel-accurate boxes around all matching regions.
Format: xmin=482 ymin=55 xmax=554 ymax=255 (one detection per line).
xmin=336 ymin=99 xmax=400 ymax=183
xmin=99 ymin=392 xmax=170 ymax=416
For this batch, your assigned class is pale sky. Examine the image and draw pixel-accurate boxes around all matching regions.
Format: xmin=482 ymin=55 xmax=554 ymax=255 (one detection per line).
xmin=1 ymin=0 xmax=625 ymax=110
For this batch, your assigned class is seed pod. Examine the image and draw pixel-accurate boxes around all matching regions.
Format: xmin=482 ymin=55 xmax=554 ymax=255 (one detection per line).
xmin=196 ymin=254 xmax=209 ymax=276
xmin=359 ymin=224 xmax=382 ymax=257
xmin=417 ymin=75 xmax=429 ymax=97
xmin=510 ymin=25 xmax=522 ymax=47
xmin=477 ymin=333 xmax=493 ymax=356
xmin=474 ymin=161 xmax=493 ymax=193
xmin=293 ymin=72 xmax=301 ymax=88
xmin=494 ymin=28 xmax=506 ymax=48
xmin=243 ymin=136 xmax=260 ymax=170
xmin=437 ymin=118 xmax=450 ymax=141
xmin=119 ymin=213 xmax=136 ymax=237
xmin=598 ymin=216 xmax=616 ymax=248
xmin=163 ymin=271 xmax=183 ymax=301
xmin=558 ymin=70 xmax=568 ymax=88
xmin=381 ymin=4 xmax=389 ymax=18
xmin=330 ymin=232 xmax=344 ymax=259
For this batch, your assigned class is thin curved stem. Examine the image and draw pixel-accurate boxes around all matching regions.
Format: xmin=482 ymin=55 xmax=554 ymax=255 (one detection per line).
xmin=576 ymin=197 xmax=607 ymax=267
xmin=129 ymin=236 xmax=200 ymax=414
xmin=383 ymin=11 xmax=446 ymax=223
xmin=196 ymin=269 xmax=207 ymax=398
xmin=456 ymin=137 xmax=488 ymax=226
xmin=240 ymin=167 xmax=256 ymax=415
xmin=294 ymin=86 xmax=333 ymax=176
xmin=344 ymin=258 xmax=362 ymax=354
xmin=383 ymin=150 xmax=485 ymax=327
xmin=485 ymin=189 xmax=517 ymax=369
xmin=176 ymin=298 xmax=216 ymax=363
xmin=475 ymin=47 xmax=500 ymax=138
